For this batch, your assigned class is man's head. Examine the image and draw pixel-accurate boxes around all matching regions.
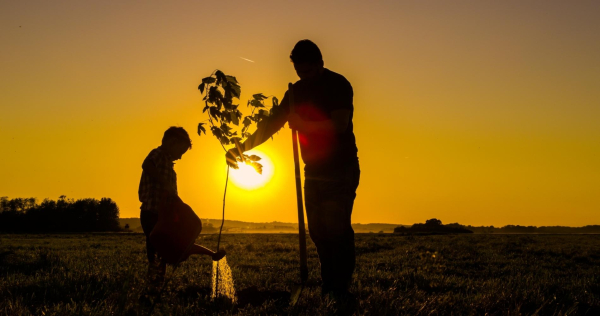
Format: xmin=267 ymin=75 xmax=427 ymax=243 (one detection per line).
xmin=162 ymin=126 xmax=192 ymax=161
xmin=290 ymin=39 xmax=324 ymax=80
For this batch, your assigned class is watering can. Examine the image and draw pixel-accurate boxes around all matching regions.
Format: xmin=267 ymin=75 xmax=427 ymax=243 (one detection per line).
xmin=149 ymin=196 xmax=202 ymax=264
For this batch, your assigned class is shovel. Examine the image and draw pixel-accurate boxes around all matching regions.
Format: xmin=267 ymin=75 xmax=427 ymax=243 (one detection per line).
xmin=287 ymin=82 xmax=309 ymax=306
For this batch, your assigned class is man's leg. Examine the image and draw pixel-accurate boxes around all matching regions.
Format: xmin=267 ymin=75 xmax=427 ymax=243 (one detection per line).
xmin=305 ymin=162 xmax=360 ymax=295
xmin=305 ymin=176 xmax=334 ymax=294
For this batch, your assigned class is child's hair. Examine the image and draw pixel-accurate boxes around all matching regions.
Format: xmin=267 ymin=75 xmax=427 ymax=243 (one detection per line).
xmin=162 ymin=126 xmax=192 ymax=149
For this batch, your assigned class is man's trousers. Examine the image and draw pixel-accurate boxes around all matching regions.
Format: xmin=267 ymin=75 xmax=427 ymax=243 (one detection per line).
xmin=304 ymin=160 xmax=360 ymax=293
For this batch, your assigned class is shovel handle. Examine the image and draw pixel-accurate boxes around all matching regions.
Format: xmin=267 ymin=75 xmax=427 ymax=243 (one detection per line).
xmin=289 ymin=83 xmax=308 ymax=283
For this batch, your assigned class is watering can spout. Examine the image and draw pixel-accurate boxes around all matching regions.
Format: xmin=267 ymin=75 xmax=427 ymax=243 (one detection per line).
xmin=212 ymin=249 xmax=227 ymax=261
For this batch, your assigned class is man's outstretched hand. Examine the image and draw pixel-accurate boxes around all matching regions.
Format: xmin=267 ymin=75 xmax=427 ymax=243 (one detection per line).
xmin=288 ymin=113 xmax=305 ymax=132
xmin=225 ymin=148 xmax=241 ymax=169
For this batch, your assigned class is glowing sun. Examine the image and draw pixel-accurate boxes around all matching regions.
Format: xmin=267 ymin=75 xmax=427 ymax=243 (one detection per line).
xmin=230 ymin=150 xmax=274 ymax=190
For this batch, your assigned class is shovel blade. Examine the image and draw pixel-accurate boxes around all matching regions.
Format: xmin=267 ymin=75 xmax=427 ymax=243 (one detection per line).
xmin=289 ymin=283 xmax=304 ymax=306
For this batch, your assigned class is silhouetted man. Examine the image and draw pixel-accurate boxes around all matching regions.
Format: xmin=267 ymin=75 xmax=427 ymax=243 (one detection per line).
xmin=226 ymin=40 xmax=360 ymax=299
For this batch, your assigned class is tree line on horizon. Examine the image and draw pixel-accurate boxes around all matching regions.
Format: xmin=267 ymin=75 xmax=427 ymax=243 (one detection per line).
xmin=2 ymin=197 xmax=599 ymax=235
xmin=0 ymin=196 xmax=121 ymax=233
xmin=394 ymin=218 xmax=600 ymax=234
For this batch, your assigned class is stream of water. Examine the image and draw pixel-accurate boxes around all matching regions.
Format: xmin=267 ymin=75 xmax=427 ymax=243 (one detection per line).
xmin=211 ymin=256 xmax=237 ymax=302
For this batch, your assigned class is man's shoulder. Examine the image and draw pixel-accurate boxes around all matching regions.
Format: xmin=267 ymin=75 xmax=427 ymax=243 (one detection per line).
xmin=324 ymin=69 xmax=351 ymax=85
xmin=322 ymin=69 xmax=352 ymax=94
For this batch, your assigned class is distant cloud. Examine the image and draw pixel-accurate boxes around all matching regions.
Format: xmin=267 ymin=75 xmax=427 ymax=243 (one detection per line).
xmin=239 ymin=57 xmax=255 ymax=63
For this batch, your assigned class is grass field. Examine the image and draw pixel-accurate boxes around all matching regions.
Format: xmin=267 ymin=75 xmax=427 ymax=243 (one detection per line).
xmin=1 ymin=233 xmax=600 ymax=315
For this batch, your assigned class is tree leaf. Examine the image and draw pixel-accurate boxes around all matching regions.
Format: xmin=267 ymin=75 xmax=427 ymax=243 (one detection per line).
xmin=220 ymin=135 xmax=230 ymax=145
xmin=208 ymin=86 xmax=218 ymax=104
xmin=220 ymin=123 xmax=233 ymax=136
xmin=224 ymin=89 xmax=233 ymax=105
xmin=253 ymin=93 xmax=267 ymax=101
xmin=231 ymin=111 xmax=240 ymax=125
xmin=243 ymin=117 xmax=252 ymax=127
xmin=198 ymin=83 xmax=205 ymax=94
xmin=272 ymin=96 xmax=279 ymax=107
xmin=209 ymin=107 xmax=221 ymax=121
xmin=250 ymin=99 xmax=264 ymax=108
xmin=230 ymin=83 xmax=241 ymax=98
xmin=250 ymin=162 xmax=263 ymax=174
xmin=202 ymin=77 xmax=216 ymax=84
xmin=197 ymin=123 xmax=206 ymax=135
xmin=215 ymin=70 xmax=226 ymax=85
xmin=247 ymin=155 xmax=262 ymax=162
xmin=211 ymin=126 xmax=222 ymax=139
xmin=226 ymin=75 xmax=238 ymax=84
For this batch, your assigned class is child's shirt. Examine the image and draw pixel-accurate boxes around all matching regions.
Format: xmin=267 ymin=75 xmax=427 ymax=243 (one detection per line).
xmin=138 ymin=146 xmax=178 ymax=214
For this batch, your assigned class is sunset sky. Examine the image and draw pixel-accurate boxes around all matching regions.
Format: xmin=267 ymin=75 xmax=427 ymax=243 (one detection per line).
xmin=1 ymin=1 xmax=599 ymax=226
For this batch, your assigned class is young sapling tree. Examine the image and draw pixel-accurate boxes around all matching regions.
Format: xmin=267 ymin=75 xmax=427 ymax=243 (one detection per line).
xmin=197 ymin=70 xmax=280 ymax=174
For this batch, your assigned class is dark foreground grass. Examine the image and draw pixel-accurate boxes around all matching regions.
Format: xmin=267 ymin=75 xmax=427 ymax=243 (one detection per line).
xmin=1 ymin=233 xmax=600 ymax=315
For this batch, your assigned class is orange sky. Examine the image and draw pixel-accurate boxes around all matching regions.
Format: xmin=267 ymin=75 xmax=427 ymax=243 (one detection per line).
xmin=1 ymin=1 xmax=599 ymax=226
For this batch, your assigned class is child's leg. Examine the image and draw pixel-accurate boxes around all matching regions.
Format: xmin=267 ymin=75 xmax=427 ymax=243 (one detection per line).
xmin=140 ymin=210 xmax=163 ymax=283
xmin=157 ymin=259 xmax=166 ymax=282
xmin=140 ymin=210 xmax=159 ymax=264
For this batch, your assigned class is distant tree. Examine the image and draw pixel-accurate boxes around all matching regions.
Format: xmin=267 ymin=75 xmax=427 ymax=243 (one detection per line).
xmin=97 ymin=198 xmax=120 ymax=231
xmin=394 ymin=226 xmax=407 ymax=233
xmin=0 ymin=196 xmax=121 ymax=233
xmin=425 ymin=218 xmax=442 ymax=226
xmin=0 ymin=196 xmax=8 ymax=212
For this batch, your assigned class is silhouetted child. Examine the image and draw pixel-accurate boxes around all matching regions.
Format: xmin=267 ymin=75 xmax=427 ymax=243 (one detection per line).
xmin=139 ymin=126 xmax=225 ymax=284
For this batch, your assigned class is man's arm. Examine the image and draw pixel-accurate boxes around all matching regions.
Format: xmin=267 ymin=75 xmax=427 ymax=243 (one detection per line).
xmin=226 ymin=92 xmax=290 ymax=168
xmin=226 ymin=115 xmax=287 ymax=168
xmin=288 ymin=109 xmax=351 ymax=134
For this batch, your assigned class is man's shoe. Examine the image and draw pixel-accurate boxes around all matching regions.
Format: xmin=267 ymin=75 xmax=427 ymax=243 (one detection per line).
xmin=328 ymin=290 xmax=357 ymax=314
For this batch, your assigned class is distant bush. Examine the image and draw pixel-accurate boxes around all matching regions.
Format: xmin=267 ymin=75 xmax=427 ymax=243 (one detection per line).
xmin=394 ymin=219 xmax=600 ymax=234
xmin=0 ymin=196 xmax=121 ymax=233
xmin=394 ymin=226 xmax=407 ymax=233
xmin=395 ymin=219 xmax=473 ymax=234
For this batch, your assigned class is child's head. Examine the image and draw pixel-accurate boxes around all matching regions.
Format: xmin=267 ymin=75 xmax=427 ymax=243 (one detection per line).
xmin=162 ymin=126 xmax=192 ymax=161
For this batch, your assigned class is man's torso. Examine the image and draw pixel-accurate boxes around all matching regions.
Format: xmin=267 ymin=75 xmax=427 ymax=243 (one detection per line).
xmin=291 ymin=69 xmax=358 ymax=174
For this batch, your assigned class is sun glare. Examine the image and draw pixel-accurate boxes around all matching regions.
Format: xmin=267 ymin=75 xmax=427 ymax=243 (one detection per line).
xmin=229 ymin=151 xmax=274 ymax=190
